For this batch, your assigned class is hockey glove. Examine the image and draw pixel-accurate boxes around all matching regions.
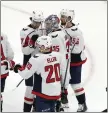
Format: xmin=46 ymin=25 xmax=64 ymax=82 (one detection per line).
xmin=29 ymin=34 xmax=39 ymax=48
xmin=61 ymin=87 xmax=68 ymax=104
xmin=3 ymin=60 xmax=15 ymax=70
xmin=14 ymin=64 xmax=22 ymax=73
xmin=61 ymin=87 xmax=68 ymax=94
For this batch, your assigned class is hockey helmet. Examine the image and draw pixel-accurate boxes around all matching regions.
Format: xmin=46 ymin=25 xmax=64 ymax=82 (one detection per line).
xmin=60 ymin=9 xmax=75 ymax=20
xmin=30 ymin=10 xmax=44 ymax=22
xmin=36 ymin=35 xmax=52 ymax=52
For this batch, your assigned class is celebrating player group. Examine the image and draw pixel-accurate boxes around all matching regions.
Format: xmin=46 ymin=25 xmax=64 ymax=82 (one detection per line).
xmin=1 ymin=9 xmax=87 ymax=112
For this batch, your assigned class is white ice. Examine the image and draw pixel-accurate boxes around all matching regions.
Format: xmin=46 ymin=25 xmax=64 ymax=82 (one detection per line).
xmin=1 ymin=1 xmax=107 ymax=112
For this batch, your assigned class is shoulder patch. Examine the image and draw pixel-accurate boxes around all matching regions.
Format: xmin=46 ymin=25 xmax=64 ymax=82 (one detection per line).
xmin=51 ymin=34 xmax=58 ymax=38
xmin=23 ymin=28 xmax=28 ymax=31
xmin=71 ymin=28 xmax=78 ymax=31
xmin=33 ymin=55 xmax=39 ymax=58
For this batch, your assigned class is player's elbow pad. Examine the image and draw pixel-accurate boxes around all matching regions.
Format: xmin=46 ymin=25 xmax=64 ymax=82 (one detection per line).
xmin=7 ymin=51 xmax=14 ymax=60
xmin=21 ymin=47 xmax=34 ymax=55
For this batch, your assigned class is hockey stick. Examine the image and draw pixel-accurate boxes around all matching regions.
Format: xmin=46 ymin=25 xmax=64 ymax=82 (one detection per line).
xmin=7 ymin=78 xmax=24 ymax=91
xmin=11 ymin=78 xmax=24 ymax=92
xmin=57 ymin=30 xmax=76 ymax=110
xmin=15 ymin=78 xmax=24 ymax=88
xmin=1 ymin=78 xmax=24 ymax=95
xmin=62 ymin=30 xmax=76 ymax=91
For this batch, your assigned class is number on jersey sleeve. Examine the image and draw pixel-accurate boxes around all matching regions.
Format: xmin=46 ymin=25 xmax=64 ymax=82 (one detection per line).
xmin=52 ymin=46 xmax=60 ymax=52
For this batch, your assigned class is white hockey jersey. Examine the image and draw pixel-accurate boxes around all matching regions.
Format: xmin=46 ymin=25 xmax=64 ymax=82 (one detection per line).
xmin=48 ymin=30 xmax=70 ymax=87
xmin=62 ymin=24 xmax=87 ymax=66
xmin=18 ymin=52 xmax=69 ymax=100
xmin=20 ymin=24 xmax=44 ymax=66
xmin=20 ymin=24 xmax=43 ymax=56
xmin=48 ymin=29 xmax=68 ymax=60
xmin=1 ymin=33 xmax=14 ymax=78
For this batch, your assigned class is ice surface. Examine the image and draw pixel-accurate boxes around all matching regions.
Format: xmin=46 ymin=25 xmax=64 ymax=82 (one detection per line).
xmin=1 ymin=1 xmax=107 ymax=112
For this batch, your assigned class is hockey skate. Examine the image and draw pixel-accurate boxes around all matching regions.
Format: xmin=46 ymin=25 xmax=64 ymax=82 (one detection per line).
xmin=77 ymin=102 xmax=87 ymax=112
xmin=55 ymin=100 xmax=64 ymax=112
xmin=61 ymin=93 xmax=69 ymax=108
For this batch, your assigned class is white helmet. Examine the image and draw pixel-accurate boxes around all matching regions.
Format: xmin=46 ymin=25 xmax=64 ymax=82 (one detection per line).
xmin=30 ymin=10 xmax=44 ymax=22
xmin=60 ymin=9 xmax=75 ymax=20
xmin=36 ymin=36 xmax=52 ymax=52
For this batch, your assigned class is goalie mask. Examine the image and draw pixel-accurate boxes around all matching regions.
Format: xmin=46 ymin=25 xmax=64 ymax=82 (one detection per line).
xmin=45 ymin=15 xmax=60 ymax=34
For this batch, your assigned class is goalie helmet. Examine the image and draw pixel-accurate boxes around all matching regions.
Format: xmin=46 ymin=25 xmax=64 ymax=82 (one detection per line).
xmin=36 ymin=35 xmax=52 ymax=52
xmin=30 ymin=10 xmax=44 ymax=22
xmin=45 ymin=15 xmax=60 ymax=34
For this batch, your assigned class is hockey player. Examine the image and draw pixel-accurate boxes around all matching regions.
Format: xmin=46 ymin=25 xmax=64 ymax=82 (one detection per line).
xmin=20 ymin=10 xmax=44 ymax=112
xmin=45 ymin=15 xmax=69 ymax=65
xmin=1 ymin=33 xmax=15 ymax=112
xmin=13 ymin=35 xmax=69 ymax=112
xmin=60 ymin=9 xmax=88 ymax=112
xmin=45 ymin=14 xmax=70 ymax=111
